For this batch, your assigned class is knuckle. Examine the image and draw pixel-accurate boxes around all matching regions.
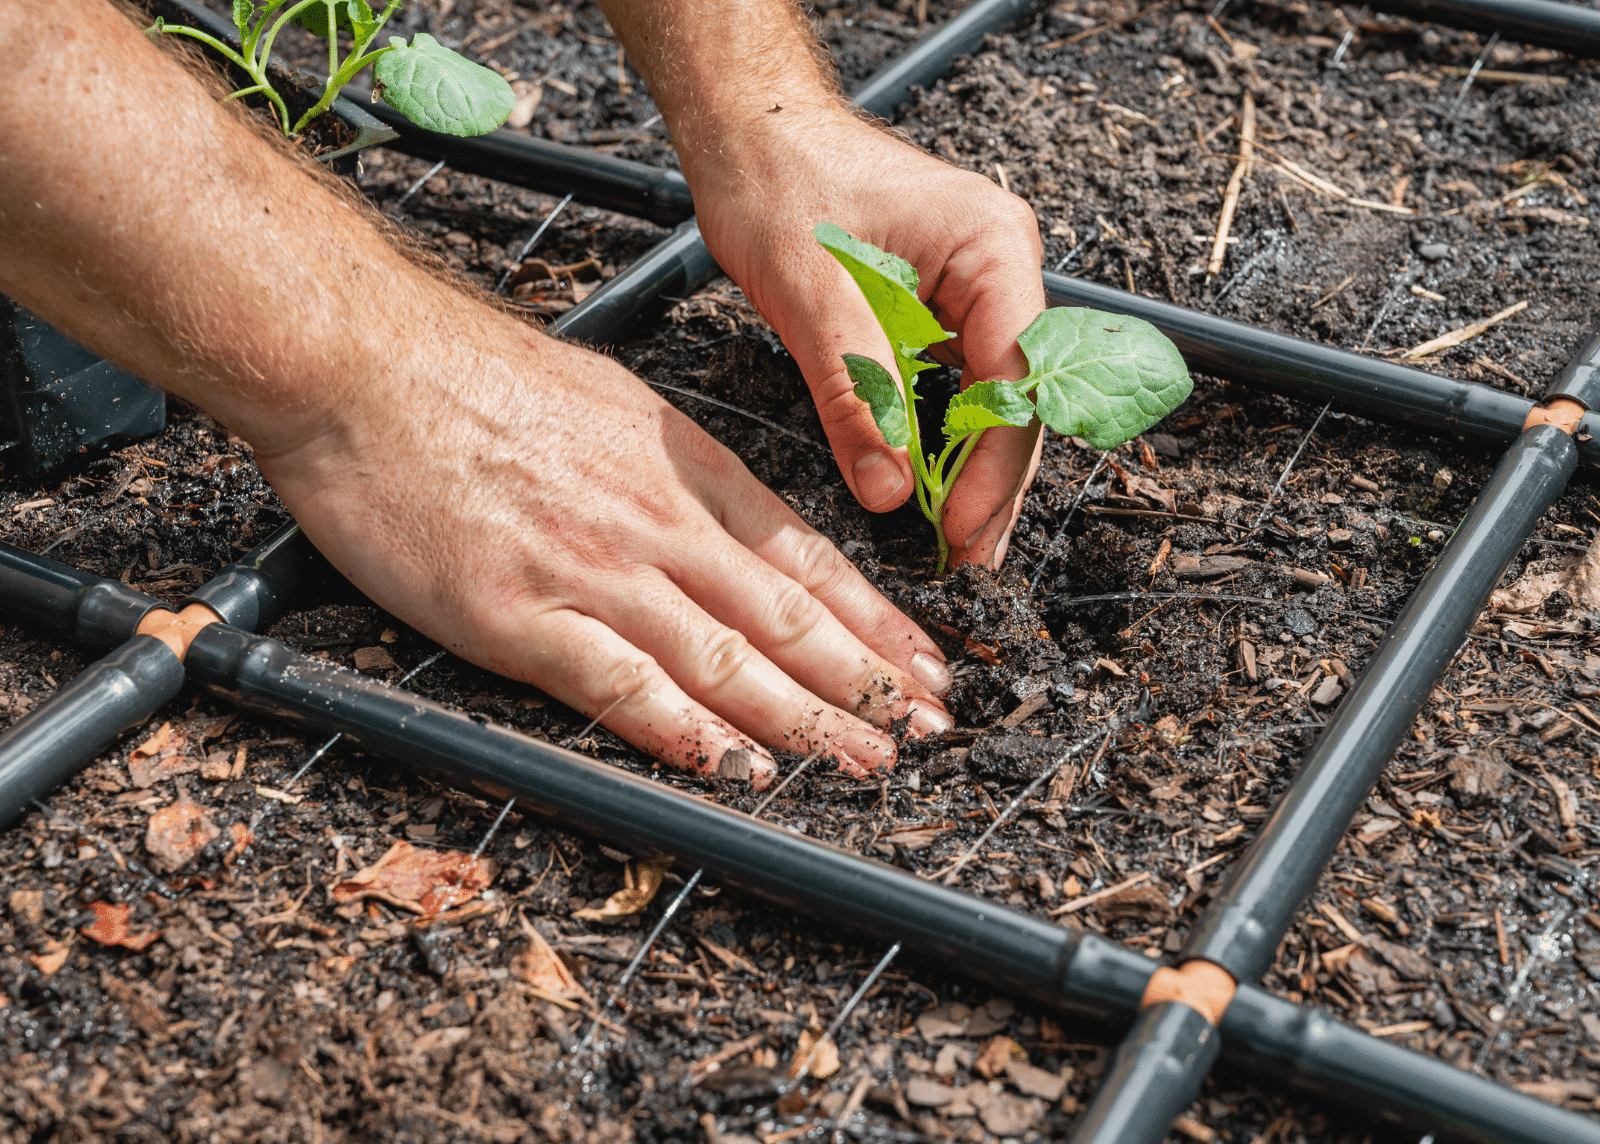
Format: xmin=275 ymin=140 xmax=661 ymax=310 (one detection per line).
xmin=789 ymin=529 xmax=847 ymax=594
xmin=691 ymin=627 xmax=757 ymax=693
xmin=762 ymin=579 xmax=827 ymax=649
xmin=597 ymin=651 xmax=674 ymax=710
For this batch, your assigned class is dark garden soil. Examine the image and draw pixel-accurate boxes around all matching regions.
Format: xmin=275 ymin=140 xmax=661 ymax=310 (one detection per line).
xmin=4 ymin=0 xmax=1600 ymax=1141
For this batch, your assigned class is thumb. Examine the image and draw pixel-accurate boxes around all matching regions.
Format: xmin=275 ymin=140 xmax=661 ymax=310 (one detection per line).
xmin=759 ymin=245 xmax=917 ymax=513
xmin=937 ymin=236 xmax=1048 ymax=569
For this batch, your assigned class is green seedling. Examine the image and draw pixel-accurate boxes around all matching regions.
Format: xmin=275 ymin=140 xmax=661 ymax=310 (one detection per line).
xmin=149 ymin=0 xmax=514 ymax=137
xmin=815 ymin=223 xmax=1194 ymax=570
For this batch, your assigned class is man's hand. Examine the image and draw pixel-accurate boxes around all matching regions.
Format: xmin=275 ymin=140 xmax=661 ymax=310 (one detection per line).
xmin=597 ymin=0 xmax=1047 ymax=570
xmin=0 ymin=0 xmax=954 ymax=786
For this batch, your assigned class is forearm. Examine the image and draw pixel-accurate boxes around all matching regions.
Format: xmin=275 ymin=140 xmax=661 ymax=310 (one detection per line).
xmin=595 ymin=0 xmax=847 ymax=182
xmin=0 ymin=0 xmax=529 ymax=460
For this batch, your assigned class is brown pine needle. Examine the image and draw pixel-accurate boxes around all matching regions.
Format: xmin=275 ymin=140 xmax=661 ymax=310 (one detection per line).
xmin=1310 ymin=274 xmax=1356 ymax=310
xmin=1207 ymin=90 xmax=1256 ymax=277
xmin=1400 ymin=300 xmax=1528 ymax=359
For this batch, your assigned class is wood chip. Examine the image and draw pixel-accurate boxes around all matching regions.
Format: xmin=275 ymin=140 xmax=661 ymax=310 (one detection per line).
xmin=1049 ymin=871 xmax=1151 ymax=916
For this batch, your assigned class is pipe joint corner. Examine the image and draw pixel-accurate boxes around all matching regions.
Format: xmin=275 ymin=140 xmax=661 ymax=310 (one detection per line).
xmin=135 ymin=602 xmax=224 ymax=661
xmin=1140 ymin=959 xmax=1237 ymax=1027
xmin=1523 ymin=396 xmax=1589 ymax=437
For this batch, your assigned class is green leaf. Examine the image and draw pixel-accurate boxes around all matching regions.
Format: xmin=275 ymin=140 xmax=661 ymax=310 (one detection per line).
xmin=814 ymin=224 xmax=950 ymax=374
xmin=943 ymin=380 xmax=1036 ymax=438
xmin=1020 ymin=307 xmax=1192 ymax=450
xmin=232 ymin=0 xmax=254 ymax=30
xmin=372 ymin=33 xmax=515 ymax=136
xmin=845 ymin=354 xmax=911 ymax=448
xmin=345 ymin=0 xmax=379 ymax=40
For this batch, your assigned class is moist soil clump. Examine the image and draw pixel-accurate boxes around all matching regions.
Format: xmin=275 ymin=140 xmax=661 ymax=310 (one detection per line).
xmin=4 ymin=1 xmax=1600 ymax=1142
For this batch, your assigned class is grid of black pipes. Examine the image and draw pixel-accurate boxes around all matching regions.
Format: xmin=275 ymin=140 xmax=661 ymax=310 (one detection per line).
xmin=5 ymin=0 xmax=1600 ymax=1140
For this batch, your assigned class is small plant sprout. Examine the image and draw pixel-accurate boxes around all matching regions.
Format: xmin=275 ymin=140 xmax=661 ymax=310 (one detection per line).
xmin=149 ymin=0 xmax=515 ymax=138
xmin=815 ymin=223 xmax=1194 ymax=571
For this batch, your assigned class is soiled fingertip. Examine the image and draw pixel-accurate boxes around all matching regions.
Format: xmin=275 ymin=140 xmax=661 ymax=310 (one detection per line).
xmin=907 ymin=702 xmax=954 ymax=738
xmin=910 ymin=651 xmax=951 ymax=694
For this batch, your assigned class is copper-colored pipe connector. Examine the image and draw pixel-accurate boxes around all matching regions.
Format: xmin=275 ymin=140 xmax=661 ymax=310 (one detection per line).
xmin=1522 ymin=396 xmax=1588 ymax=437
xmin=135 ymin=602 xmax=224 ymax=661
xmin=1139 ymin=959 xmax=1237 ymax=1027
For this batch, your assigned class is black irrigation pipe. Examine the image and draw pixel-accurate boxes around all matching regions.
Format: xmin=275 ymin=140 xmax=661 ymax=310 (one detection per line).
xmin=168 ymin=621 xmax=1600 ymax=1144
xmin=552 ymin=0 xmax=1047 ymax=344
xmin=1371 ymin=0 xmax=1600 ymax=58
xmin=0 ymin=541 xmax=1592 ymax=1143
xmin=0 ymin=524 xmax=319 ymax=829
xmin=1066 ymin=331 xmax=1600 ymax=1144
xmin=1040 ymin=273 xmax=1600 ymax=467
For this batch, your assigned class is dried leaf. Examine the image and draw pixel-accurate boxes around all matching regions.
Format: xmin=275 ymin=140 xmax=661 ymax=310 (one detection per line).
xmin=975 ymin=1034 xmax=1021 ymax=1078
xmin=790 ymin=1026 xmax=840 ymax=1079
xmin=573 ymin=855 xmax=672 ymax=923
xmin=9 ymin=889 xmax=44 ymax=927
xmin=145 ymin=798 xmax=221 ymax=873
xmin=80 ymin=901 xmax=161 ymax=952
xmin=331 ymin=840 xmax=497 ymax=916
xmin=128 ymin=721 xmax=196 ymax=788
xmin=25 ymin=937 xmax=71 ymax=976
xmin=513 ymin=916 xmax=591 ymax=1003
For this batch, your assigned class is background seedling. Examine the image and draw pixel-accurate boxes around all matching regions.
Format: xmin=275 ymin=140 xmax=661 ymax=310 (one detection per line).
xmin=816 ymin=223 xmax=1193 ymax=570
xmin=149 ymin=0 xmax=515 ymax=137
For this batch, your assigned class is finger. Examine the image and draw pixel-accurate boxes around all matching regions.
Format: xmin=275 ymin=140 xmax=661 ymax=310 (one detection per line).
xmin=710 ymin=480 xmax=953 ymax=695
xmin=919 ymin=194 xmax=1045 ymax=563
xmin=743 ymin=238 xmax=916 ymax=514
xmin=670 ymin=522 xmax=954 ymax=737
xmin=605 ymin=573 xmax=899 ymax=777
xmin=493 ymin=606 xmax=778 ymax=788
xmin=946 ymin=427 xmax=1044 ymax=570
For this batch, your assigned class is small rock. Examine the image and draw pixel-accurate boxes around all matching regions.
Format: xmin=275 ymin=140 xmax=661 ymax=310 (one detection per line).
xmin=352 ymin=646 xmax=396 ymax=672
xmin=241 ymin=1056 xmax=294 ymax=1105
xmin=934 ymin=1042 xmax=975 ymax=1078
xmin=145 ymin=798 xmax=221 ymax=873
xmin=916 ymin=1008 xmax=969 ymax=1042
xmin=979 ymin=1092 xmax=1046 ymax=1135
xmin=1418 ymin=242 xmax=1452 ymax=261
xmin=905 ymin=1078 xmax=958 ymax=1107
xmin=1006 ymin=1059 xmax=1067 ymax=1101
xmin=716 ymin=748 xmax=754 ymax=781
xmin=1446 ymin=752 xmax=1506 ymax=805
xmin=1172 ymin=554 xmax=1254 ymax=581
xmin=1096 ymin=883 xmax=1173 ymax=924
xmin=1433 ymin=468 xmax=1453 ymax=490
xmin=1326 ymin=528 xmax=1354 ymax=549
xmin=1310 ymin=676 xmax=1344 ymax=707
xmin=1426 ymin=529 xmax=1445 ymax=542
xmin=1581 ymin=1013 xmax=1600 ymax=1043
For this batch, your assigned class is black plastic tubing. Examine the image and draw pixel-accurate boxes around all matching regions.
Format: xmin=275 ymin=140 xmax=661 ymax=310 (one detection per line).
xmin=1068 ymin=1003 xmax=1220 ymax=1144
xmin=0 ymin=525 xmax=317 ymax=828
xmin=186 ymin=523 xmax=322 ymax=632
xmin=175 ymin=620 xmax=1600 ymax=1144
xmin=554 ymin=0 xmax=1050 ymax=345
xmin=1371 ymin=0 xmax=1600 ymax=57
xmin=0 ymin=636 xmax=187 ymax=829
xmin=1042 ymin=273 xmax=1600 ymax=466
xmin=1186 ymin=422 xmax=1577 ymax=980
xmin=0 ymin=542 xmax=162 ymax=652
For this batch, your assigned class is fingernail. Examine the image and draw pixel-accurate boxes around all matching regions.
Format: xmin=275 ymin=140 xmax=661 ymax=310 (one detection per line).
xmin=910 ymin=651 xmax=952 ymax=694
xmin=907 ymin=702 xmax=954 ymax=738
xmin=839 ymin=724 xmax=897 ymax=771
xmin=852 ymin=451 xmax=907 ymax=510
xmin=991 ymin=530 xmax=1012 ymax=570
